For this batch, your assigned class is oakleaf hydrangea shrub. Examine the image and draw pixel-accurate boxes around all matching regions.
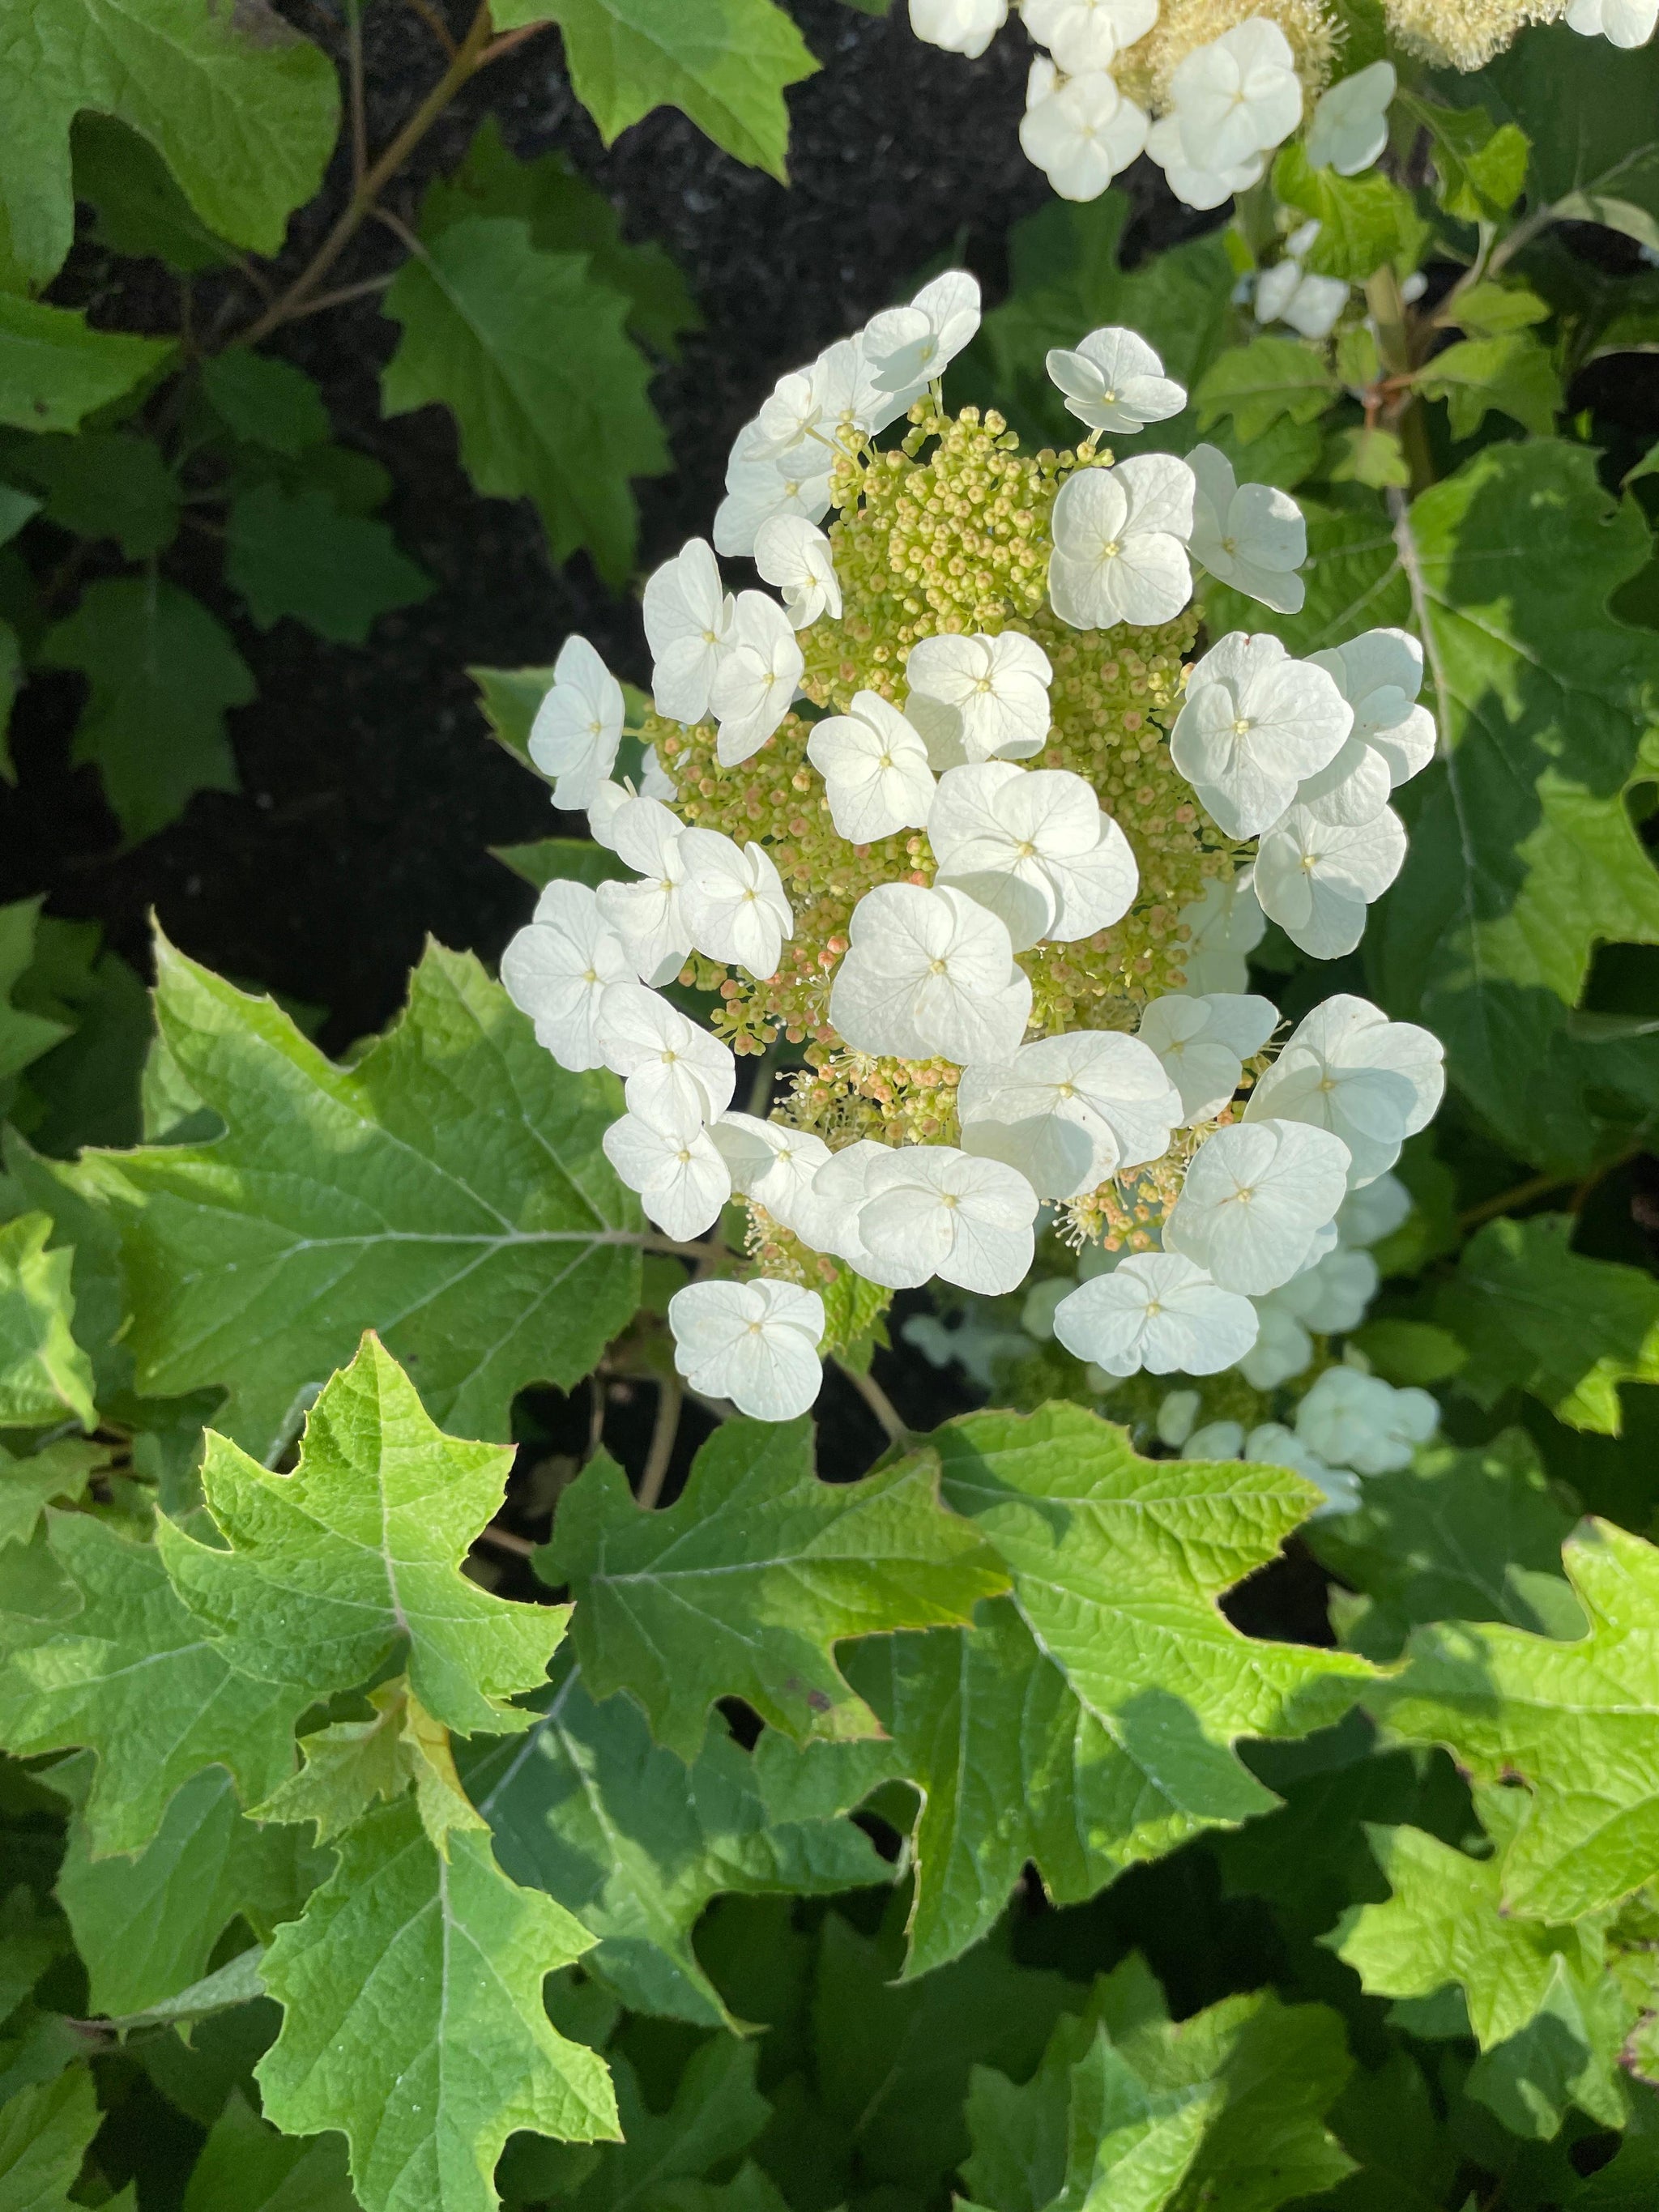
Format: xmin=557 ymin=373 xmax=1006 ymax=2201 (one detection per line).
xmin=504 ymin=275 xmax=1444 ymax=1427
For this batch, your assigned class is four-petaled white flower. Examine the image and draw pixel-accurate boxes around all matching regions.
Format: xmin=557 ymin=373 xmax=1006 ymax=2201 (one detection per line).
xmin=501 ymin=880 xmax=632 ymax=1072
xmin=910 ymin=0 xmax=1008 ymax=56
xmin=1306 ymin=60 xmax=1397 ymax=175
xmin=830 ymin=882 xmax=1032 ymax=1064
xmin=528 ymin=635 xmax=625 ymax=808
xmin=1252 ymin=803 xmax=1407 ymax=959
xmin=1294 ymin=1366 xmax=1438 ymax=1476
xmin=1020 ymin=60 xmax=1150 ymax=202
xmin=587 ymin=781 xmax=630 ymax=851
xmin=1273 ymin=1244 xmax=1380 ymax=1334
xmin=595 ymin=795 xmax=696 ymax=984
xmin=750 ymin=336 xmax=878 ymax=462
xmin=1238 ymin=1302 xmax=1313 ymax=1391
xmin=793 ymin=1139 xmax=896 ymax=1272
xmin=710 ymin=592 xmax=804 ymax=766
xmin=1176 ymin=874 xmax=1266 ymax=995
xmin=644 ymin=539 xmax=736 ymax=725
xmin=603 ymin=1106 xmax=731 ymax=1240
xmin=856 ymin=1144 xmax=1039 ymax=1294
xmin=1187 ymin=445 xmax=1307 ymax=616
xmin=807 ymin=692 xmax=936 ymax=845
xmin=1137 ymin=990 xmax=1277 ymax=1123
xmin=1304 ymin=627 xmax=1436 ymax=813
xmin=667 ymin=1278 xmax=826 ymax=1421
xmin=755 ymin=516 xmax=842 ymax=630
xmin=1166 ymin=18 xmax=1303 ymax=171
xmin=1045 ymin=326 xmax=1187 ymax=436
xmin=1170 ymin=632 xmax=1352 ymax=838
xmin=714 ymin=421 xmax=834 ymax=559
xmin=928 ymin=761 xmax=1137 ymax=948
xmin=905 ymin=631 xmax=1053 ymax=763
xmin=595 ymin=981 xmax=736 ymax=1130
xmin=1254 ymin=250 xmax=1348 ymax=342
xmin=864 ymin=272 xmax=983 ymax=407
xmin=1245 ymin=993 xmax=1444 ymax=1187
xmin=1049 ymin=453 xmax=1195 ymax=629
xmin=679 ymin=826 xmax=795 ymax=979
xmin=1567 ymin=0 xmax=1657 ymax=46
xmin=957 ymin=1028 xmax=1181 ymax=1197
xmin=1165 ymin=1117 xmax=1352 ymax=1294
xmin=1145 ymin=113 xmax=1265 ymax=212
xmin=711 ymin=1114 xmax=833 ymax=1236
xmin=1053 ymin=1252 xmax=1260 ymax=1376
xmin=1337 ymin=1170 xmax=1410 ymax=1250
xmin=1022 ymin=0 xmax=1158 ymax=71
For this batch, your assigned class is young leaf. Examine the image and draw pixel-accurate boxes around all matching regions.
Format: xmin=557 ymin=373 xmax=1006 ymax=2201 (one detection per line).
xmin=181 ymin=2089 xmax=356 ymax=2212
xmin=1195 ymin=338 xmax=1338 ymax=445
xmin=200 ymin=352 xmax=331 ymax=457
xmin=0 ymin=1513 xmax=309 ymax=1855
xmin=1373 ymin=1517 xmax=1659 ymax=1921
xmin=497 ymin=0 xmax=819 ymax=182
xmin=257 ymin=1797 xmax=619 ymax=2212
xmin=40 ymin=578 xmax=249 ymax=843
xmin=256 ymin=1681 xmax=444 ymax=1846
xmin=0 ymin=1440 xmax=104 ymax=1549
xmin=1414 ymin=333 xmax=1563 ymax=439
xmin=0 ymin=1214 xmax=96 ymax=1430
xmin=9 ymin=433 xmax=181 ymax=559
xmin=0 ymin=2066 xmax=98 ymax=2208
xmin=160 ymin=1336 xmax=566 ymax=1736
xmin=1435 ymin=1215 xmax=1659 ymax=1435
xmin=1273 ymin=143 xmax=1430 ymax=283
xmin=0 ymin=295 xmax=174 ymax=434
xmin=79 ymin=938 xmax=642 ymax=1458
xmin=0 ymin=0 xmax=340 ymax=289
xmin=382 ymin=218 xmax=668 ymax=586
xmin=544 ymin=1415 xmax=1009 ymax=1759
xmin=462 ymin=1655 xmax=889 ymax=2027
xmin=1396 ymin=96 xmax=1529 ymax=224
xmin=226 ymin=483 xmax=432 ymax=643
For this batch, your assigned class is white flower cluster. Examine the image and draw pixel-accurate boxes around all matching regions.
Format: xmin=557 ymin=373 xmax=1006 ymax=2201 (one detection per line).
xmin=502 ymin=275 xmax=1445 ymax=1426
xmin=1566 ymin=0 xmax=1658 ymax=45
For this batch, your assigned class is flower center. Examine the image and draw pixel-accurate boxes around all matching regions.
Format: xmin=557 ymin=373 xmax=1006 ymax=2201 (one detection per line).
xmin=940 ymin=1191 xmax=960 ymax=1209
xmin=662 ymin=1049 xmax=678 ymax=1064
xmin=929 ymin=957 xmax=949 ymax=974
xmin=1220 ymin=535 xmax=1237 ymax=556
xmin=582 ymin=968 xmax=599 ymax=985
xmin=1145 ymin=1299 xmax=1162 ymax=1317
xmin=1099 ymin=539 xmax=1122 ymax=560
xmin=877 ymin=752 xmax=893 ymax=769
xmin=1056 ymin=1081 xmax=1076 ymax=1098
xmin=1016 ymin=839 xmax=1037 ymax=858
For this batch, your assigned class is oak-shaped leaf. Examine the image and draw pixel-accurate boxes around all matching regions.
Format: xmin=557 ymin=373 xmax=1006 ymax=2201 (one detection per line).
xmin=542 ymin=1415 xmax=1008 ymax=1760
xmin=0 ymin=1214 xmax=96 ymax=1430
xmin=257 ymin=1797 xmax=618 ymax=2212
xmin=159 ymin=1335 xmax=566 ymax=1737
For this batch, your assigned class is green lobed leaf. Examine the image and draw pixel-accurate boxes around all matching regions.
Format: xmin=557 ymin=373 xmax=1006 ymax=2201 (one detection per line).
xmin=1435 ymin=1214 xmax=1659 ymax=1435
xmin=1397 ymin=95 xmax=1529 ymax=224
xmin=463 ymin=1654 xmax=889 ymax=2028
xmin=0 ymin=1215 xmax=95 ymax=1430
xmin=1414 ymin=332 xmax=1563 ymax=440
xmin=1461 ymin=22 xmax=1659 ymax=249
xmin=0 ymin=2065 xmax=98 ymax=2210
xmin=494 ymin=839 xmax=633 ymax=893
xmin=257 ymin=1796 xmax=619 ymax=2212
xmin=78 ymin=936 xmax=642 ymax=1457
xmin=1273 ymin=143 xmax=1430 ymax=283
xmin=497 ymin=0 xmax=818 ymax=182
xmin=1194 ymin=338 xmax=1338 ymax=445
xmin=6 ymin=433 xmax=180 ymax=559
xmin=543 ymin=1414 xmax=1009 ymax=1760
xmin=40 ymin=577 xmax=249 ymax=844
xmin=225 ymin=482 xmax=432 ymax=644
xmin=0 ymin=0 xmax=340 ymax=290
xmin=0 ymin=295 xmax=173 ymax=435
xmin=0 ymin=1512 xmax=309 ymax=1854
xmin=381 ymin=217 xmax=668 ymax=587
xmin=0 ymin=1441 xmax=104 ymax=1550
xmin=571 ymin=2039 xmax=768 ymax=2212
xmin=71 ymin=112 xmax=237 ymax=275
xmin=199 ymin=352 xmax=331 ymax=457
xmin=181 ymin=2089 xmax=356 ymax=2212
xmin=0 ymin=901 xmax=73 ymax=1092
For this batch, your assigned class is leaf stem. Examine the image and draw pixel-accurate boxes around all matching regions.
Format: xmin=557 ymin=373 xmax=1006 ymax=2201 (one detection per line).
xmin=638 ymin=1378 xmax=684 ymax=1508
xmin=403 ymin=0 xmax=458 ymax=53
xmin=476 ymin=1521 xmax=535 ymax=1558
xmin=346 ymin=0 xmax=368 ymax=190
xmin=834 ymin=1357 xmax=908 ymax=1446
xmin=1456 ymin=1170 xmax=1575 ymax=1232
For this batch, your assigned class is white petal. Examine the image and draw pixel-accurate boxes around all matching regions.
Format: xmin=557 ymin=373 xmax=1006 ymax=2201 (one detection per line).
xmin=668 ymin=1278 xmax=825 ymax=1420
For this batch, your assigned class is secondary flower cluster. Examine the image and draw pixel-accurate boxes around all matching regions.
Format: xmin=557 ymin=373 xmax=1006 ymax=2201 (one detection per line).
xmin=503 ymin=272 xmax=1445 ymax=1422
xmin=906 ymin=2 xmax=1651 ymax=211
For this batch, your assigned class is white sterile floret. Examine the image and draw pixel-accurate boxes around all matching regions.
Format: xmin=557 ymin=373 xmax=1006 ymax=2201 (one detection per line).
xmin=1045 ymin=326 xmax=1187 ymax=437
xmin=1254 ymin=253 xmax=1348 ymax=341
xmin=587 ymin=780 xmax=630 ymax=850
xmin=603 ymin=1107 xmax=731 ymax=1240
xmin=1567 ymin=0 xmax=1659 ymax=45
xmin=639 ymin=747 xmax=676 ymax=802
xmin=1171 ymin=633 xmax=1352 ymax=839
xmin=910 ymin=0 xmax=1008 ymax=54
xmin=1294 ymin=1366 xmax=1437 ymax=1476
xmin=595 ymin=981 xmax=736 ymax=1129
xmin=1245 ymin=1421 xmax=1358 ymax=1516
xmin=678 ymin=827 xmax=794 ymax=979
xmin=1188 ymin=1418 xmax=1247 ymax=1459
xmin=855 ymin=1145 xmax=1040 ymax=1295
xmin=595 ymin=794 xmax=695 ymax=984
xmin=1053 ymin=1253 xmax=1260 ymax=1376
xmin=1273 ymin=1243 xmax=1380 ymax=1335
xmin=807 ymin=693 xmax=936 ymax=845
xmin=1020 ymin=59 xmax=1150 ymax=202
xmin=1246 ymin=994 xmax=1444 ymax=1187
xmin=1239 ymin=1302 xmax=1313 ymax=1390
xmin=1166 ymin=19 xmax=1303 ymax=170
xmin=1145 ymin=114 xmax=1265 ymax=212
xmin=1022 ymin=0 xmax=1158 ymax=70
xmin=527 ymin=635 xmax=625 ymax=808
xmin=864 ymin=272 xmax=983 ymax=408
xmin=928 ymin=761 xmax=1137 ymax=949
xmin=1137 ymin=990 xmax=1277 ymax=1123
xmin=1252 ymin=803 xmax=1407 ymax=960
xmin=1186 ymin=446 xmax=1307 ymax=618
xmin=644 ymin=539 xmax=735 ymax=725
xmin=710 ymin=1115 xmax=832 ymax=1233
xmin=709 ymin=592 xmax=804 ymax=767
xmin=1156 ymin=1387 xmax=1202 ymax=1447
xmin=1176 ymin=874 xmax=1266 ymax=994
xmin=1337 ymin=1170 xmax=1410 ymax=1250
xmin=830 ymin=883 xmax=1032 ymax=1064
xmin=957 ymin=1029 xmax=1182 ymax=1197
xmin=1164 ymin=1118 xmax=1351 ymax=1294
xmin=906 ymin=631 xmax=1053 ymax=763
xmin=667 ymin=1279 xmax=826 ymax=1422
xmin=501 ymin=881 xmax=633 ymax=1072
xmin=791 ymin=1138 xmax=893 ymax=1268
xmin=1306 ymin=60 xmax=1397 ymax=174
xmin=750 ymin=337 xmax=878 ymax=462
xmin=1307 ymin=628 xmax=1435 ymax=792
xmin=754 ymin=516 xmax=842 ymax=630
xmin=714 ymin=422 xmax=834 ymax=560
xmin=1048 ymin=454 xmax=1195 ymax=629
